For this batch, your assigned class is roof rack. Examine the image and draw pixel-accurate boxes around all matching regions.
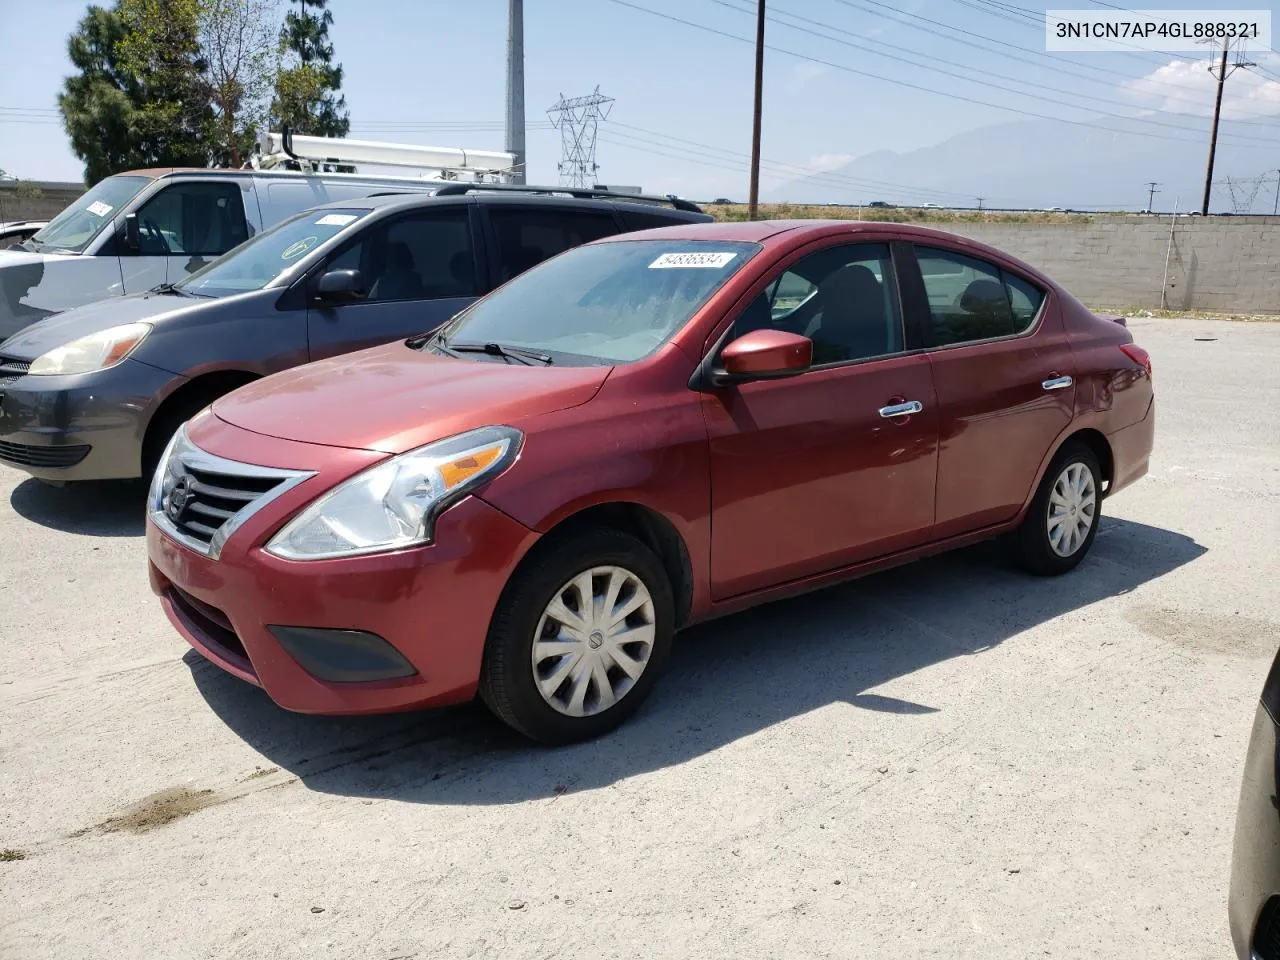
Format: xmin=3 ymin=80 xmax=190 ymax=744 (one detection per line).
xmin=253 ymin=127 xmax=515 ymax=183
xmin=430 ymin=182 xmax=702 ymax=212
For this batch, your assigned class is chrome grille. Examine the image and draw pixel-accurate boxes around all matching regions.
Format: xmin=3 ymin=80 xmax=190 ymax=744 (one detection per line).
xmin=167 ymin=465 xmax=286 ymax=545
xmin=151 ymin=429 xmax=314 ymax=559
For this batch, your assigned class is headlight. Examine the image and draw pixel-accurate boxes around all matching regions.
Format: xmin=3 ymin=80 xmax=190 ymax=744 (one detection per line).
xmin=28 ymin=322 xmax=152 ymax=375
xmin=265 ymin=425 xmax=522 ymax=561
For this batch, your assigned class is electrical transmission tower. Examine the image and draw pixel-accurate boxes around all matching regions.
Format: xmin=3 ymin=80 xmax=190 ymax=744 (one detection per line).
xmin=1225 ymin=175 xmax=1266 ymax=215
xmin=547 ymin=87 xmax=614 ymax=188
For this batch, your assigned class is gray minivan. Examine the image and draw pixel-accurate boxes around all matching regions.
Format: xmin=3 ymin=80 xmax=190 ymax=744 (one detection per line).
xmin=0 ymin=188 xmax=708 ymax=483
xmin=0 ymin=168 xmax=449 ymax=339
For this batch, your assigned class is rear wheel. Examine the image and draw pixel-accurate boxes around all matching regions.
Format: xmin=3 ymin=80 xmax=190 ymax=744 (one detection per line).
xmin=479 ymin=527 xmax=674 ymax=744
xmin=1013 ymin=442 xmax=1102 ymax=576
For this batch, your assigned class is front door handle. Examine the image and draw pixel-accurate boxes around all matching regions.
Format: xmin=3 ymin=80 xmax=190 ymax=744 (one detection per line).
xmin=878 ymin=400 xmax=923 ymax=418
xmin=1042 ymin=375 xmax=1073 ymax=391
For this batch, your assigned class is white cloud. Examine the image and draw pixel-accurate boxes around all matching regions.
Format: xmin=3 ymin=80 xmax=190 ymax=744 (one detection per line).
xmin=1123 ymin=54 xmax=1280 ymax=119
xmin=806 ymin=153 xmax=856 ymax=172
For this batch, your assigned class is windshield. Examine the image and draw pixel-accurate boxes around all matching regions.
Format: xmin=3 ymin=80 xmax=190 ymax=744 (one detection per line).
xmin=176 ymin=207 xmax=371 ymax=298
xmin=30 ymin=175 xmax=150 ymax=254
xmin=438 ymin=239 xmax=760 ymax=364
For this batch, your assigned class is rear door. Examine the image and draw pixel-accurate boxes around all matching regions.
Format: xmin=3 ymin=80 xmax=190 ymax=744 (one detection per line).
xmin=124 ymin=179 xmax=252 ymax=290
xmin=904 ymin=244 xmax=1075 ymax=538
xmin=479 ymin=204 xmax=621 ymax=287
xmin=306 ymin=204 xmax=481 ymax=361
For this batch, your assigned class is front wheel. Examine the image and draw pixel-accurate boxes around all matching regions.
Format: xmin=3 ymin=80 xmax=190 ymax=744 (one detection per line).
xmin=479 ymin=528 xmax=675 ymax=744
xmin=1013 ymin=442 xmax=1103 ymax=576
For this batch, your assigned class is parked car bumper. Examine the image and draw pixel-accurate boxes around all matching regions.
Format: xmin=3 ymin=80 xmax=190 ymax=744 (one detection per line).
xmin=1230 ymin=649 xmax=1280 ymax=960
xmin=0 ymin=358 xmax=178 ymax=481
xmin=147 ymin=486 xmax=539 ymax=716
xmin=1106 ymin=395 xmax=1154 ymax=497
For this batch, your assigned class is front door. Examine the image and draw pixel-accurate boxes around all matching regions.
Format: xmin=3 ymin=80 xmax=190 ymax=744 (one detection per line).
xmin=704 ymin=241 xmax=939 ymax=600
xmin=908 ymin=244 xmax=1076 ymax=537
xmin=122 ymin=179 xmax=252 ymax=292
xmin=306 ymin=206 xmax=481 ymax=361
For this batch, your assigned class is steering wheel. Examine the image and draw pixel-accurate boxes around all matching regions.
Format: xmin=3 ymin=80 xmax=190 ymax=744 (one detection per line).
xmin=141 ymin=217 xmax=170 ymax=254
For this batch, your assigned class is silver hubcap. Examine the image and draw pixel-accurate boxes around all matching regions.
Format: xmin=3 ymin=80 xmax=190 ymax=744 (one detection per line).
xmin=1047 ymin=461 xmax=1097 ymax=557
xmin=531 ymin=565 xmax=656 ymax=718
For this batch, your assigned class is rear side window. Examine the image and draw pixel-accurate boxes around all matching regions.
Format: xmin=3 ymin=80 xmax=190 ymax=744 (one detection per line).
xmin=914 ymin=246 xmax=1044 ymax=345
xmin=133 ymin=181 xmax=249 ymax=257
xmin=488 ymin=208 xmax=619 ymax=283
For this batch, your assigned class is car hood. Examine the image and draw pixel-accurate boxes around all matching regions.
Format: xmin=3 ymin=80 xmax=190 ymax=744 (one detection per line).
xmin=0 ymin=291 xmax=197 ymax=359
xmin=212 ymin=342 xmax=613 ymax=455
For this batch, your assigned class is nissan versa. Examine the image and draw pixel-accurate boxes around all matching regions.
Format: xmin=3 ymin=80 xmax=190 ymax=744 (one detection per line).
xmin=0 ymin=190 xmax=705 ymax=480
xmin=146 ymin=220 xmax=1155 ymax=744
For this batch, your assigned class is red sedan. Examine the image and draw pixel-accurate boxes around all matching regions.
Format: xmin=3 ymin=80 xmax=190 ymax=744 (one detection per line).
xmin=146 ymin=220 xmax=1154 ymax=744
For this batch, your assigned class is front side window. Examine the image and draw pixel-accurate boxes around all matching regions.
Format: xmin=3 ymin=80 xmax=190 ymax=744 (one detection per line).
xmin=436 ymin=239 xmax=759 ymax=364
xmin=727 ymin=242 xmax=903 ymax=366
xmin=915 ymin=246 xmax=1045 ymax=345
xmin=133 ymin=181 xmax=248 ymax=257
xmin=489 ymin=208 xmax=619 ymax=283
xmin=29 ymin=175 xmax=151 ymax=254
xmin=177 ymin=207 xmax=370 ymax=297
xmin=368 ymin=209 xmax=476 ymax=301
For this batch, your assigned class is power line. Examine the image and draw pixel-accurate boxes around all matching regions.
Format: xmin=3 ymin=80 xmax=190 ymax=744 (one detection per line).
xmin=708 ymin=0 xmax=1280 ymax=146
xmin=606 ymin=0 xmax=1271 ymax=149
xmin=827 ymin=0 xmax=1280 ymax=124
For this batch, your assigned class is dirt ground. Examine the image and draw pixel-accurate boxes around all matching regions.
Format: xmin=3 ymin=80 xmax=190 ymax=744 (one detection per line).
xmin=1 ymin=317 xmax=1276 ymax=959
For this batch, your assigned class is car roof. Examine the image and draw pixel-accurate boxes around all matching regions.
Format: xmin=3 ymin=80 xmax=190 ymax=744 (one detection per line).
xmin=308 ymin=191 xmax=706 ymax=218
xmin=593 ymin=218 xmax=1058 ymax=285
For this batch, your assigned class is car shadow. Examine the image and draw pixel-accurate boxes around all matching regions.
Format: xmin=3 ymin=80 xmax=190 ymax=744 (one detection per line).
xmin=9 ymin=477 xmax=146 ymax=537
xmin=188 ymin=516 xmax=1206 ymax=804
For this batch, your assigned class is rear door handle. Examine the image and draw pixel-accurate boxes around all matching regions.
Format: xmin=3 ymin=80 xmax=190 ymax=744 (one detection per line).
xmin=1042 ymin=375 xmax=1073 ymax=391
xmin=878 ymin=400 xmax=923 ymax=418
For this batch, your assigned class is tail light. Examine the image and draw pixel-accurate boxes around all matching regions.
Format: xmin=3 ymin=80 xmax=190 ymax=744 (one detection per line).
xmin=1120 ymin=343 xmax=1152 ymax=378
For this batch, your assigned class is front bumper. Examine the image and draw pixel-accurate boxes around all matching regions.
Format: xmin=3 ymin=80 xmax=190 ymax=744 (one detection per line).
xmin=146 ymin=416 xmax=540 ymax=715
xmin=1229 ymin=651 xmax=1280 ymax=959
xmin=0 ymin=358 xmax=180 ymax=481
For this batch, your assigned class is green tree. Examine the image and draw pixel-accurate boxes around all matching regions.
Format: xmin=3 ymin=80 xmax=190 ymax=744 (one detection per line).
xmin=57 ymin=2 xmax=216 ymax=185
xmin=117 ymin=0 xmax=217 ymax=165
xmin=271 ymin=0 xmax=349 ymax=139
xmin=57 ymin=5 xmax=148 ymax=185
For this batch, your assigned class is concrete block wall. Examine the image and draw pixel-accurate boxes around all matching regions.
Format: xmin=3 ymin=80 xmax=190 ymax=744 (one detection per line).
xmin=0 ymin=182 xmax=84 ymax=223
xmin=927 ymin=217 xmax=1280 ymax=314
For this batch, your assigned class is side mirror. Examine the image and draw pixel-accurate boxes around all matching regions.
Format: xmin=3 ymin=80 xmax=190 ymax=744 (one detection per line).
xmin=122 ymin=213 xmax=140 ymax=253
xmin=315 ymin=268 xmax=366 ymax=302
xmin=715 ymin=329 xmax=812 ymax=384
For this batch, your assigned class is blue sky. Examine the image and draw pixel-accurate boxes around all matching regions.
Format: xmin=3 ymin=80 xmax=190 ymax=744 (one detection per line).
xmin=1 ymin=0 xmax=1278 ymax=201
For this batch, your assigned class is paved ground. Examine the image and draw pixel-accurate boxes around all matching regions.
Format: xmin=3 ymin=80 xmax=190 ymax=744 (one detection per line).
xmin=1 ymin=317 xmax=1277 ymax=959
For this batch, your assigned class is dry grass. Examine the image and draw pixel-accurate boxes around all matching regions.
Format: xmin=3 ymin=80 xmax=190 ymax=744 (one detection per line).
xmin=704 ymin=203 xmax=1095 ymax=224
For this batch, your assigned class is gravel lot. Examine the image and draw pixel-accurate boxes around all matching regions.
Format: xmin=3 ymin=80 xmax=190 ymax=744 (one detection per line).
xmin=2 ymin=317 xmax=1277 ymax=960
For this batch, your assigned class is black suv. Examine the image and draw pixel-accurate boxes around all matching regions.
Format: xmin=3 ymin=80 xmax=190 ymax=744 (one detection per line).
xmin=0 ymin=188 xmax=709 ymax=483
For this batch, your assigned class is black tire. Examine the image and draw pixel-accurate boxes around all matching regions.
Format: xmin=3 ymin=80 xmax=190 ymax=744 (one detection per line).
xmin=479 ymin=527 xmax=675 ymax=745
xmin=1013 ymin=441 xmax=1103 ymax=576
xmin=141 ymin=396 xmax=215 ymax=483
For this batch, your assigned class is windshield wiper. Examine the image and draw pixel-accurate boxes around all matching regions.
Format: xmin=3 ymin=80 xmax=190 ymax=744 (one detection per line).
xmin=447 ymin=341 xmax=553 ymax=365
xmin=151 ymin=282 xmax=189 ymax=297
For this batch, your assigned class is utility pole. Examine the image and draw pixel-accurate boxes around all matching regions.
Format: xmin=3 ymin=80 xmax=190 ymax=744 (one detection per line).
xmin=1274 ymin=169 xmax=1280 ymax=216
xmin=1201 ymin=37 xmax=1255 ymax=215
xmin=976 ymin=196 xmax=985 ymax=212
xmin=505 ymin=0 xmax=526 ymax=185
xmin=747 ymin=0 xmax=765 ymax=220
xmin=1145 ymin=181 xmax=1161 ymax=211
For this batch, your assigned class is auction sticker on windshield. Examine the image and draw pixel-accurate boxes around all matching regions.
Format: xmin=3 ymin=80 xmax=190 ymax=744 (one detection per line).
xmin=315 ymin=213 xmax=359 ymax=226
xmin=86 ymin=201 xmax=113 ymax=217
xmin=649 ymin=251 xmax=738 ymax=269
